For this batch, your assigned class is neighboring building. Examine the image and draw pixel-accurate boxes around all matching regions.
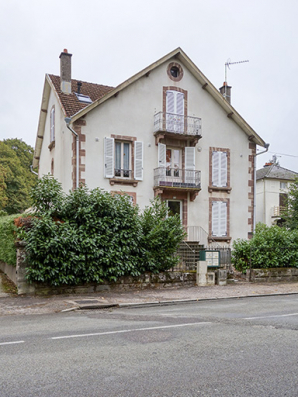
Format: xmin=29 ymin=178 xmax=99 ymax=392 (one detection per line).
xmin=33 ymin=48 xmax=266 ymax=245
xmin=256 ymin=160 xmax=298 ymax=226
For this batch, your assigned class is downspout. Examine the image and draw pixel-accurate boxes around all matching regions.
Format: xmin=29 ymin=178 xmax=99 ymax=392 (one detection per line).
xmin=30 ymin=165 xmax=38 ymax=176
xmin=253 ymin=142 xmax=269 ymax=232
xmin=65 ymin=117 xmax=79 ymax=189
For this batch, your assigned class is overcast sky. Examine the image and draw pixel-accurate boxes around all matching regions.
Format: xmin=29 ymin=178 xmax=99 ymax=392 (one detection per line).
xmin=1 ymin=0 xmax=297 ymax=171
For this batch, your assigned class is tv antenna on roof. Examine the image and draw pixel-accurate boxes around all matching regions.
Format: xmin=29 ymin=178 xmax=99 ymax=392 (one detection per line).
xmin=224 ymin=59 xmax=249 ymax=85
xmin=223 ymin=59 xmax=249 ymax=100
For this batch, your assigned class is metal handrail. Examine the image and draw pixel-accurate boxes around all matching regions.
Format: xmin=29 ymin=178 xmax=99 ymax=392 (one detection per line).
xmin=154 ymin=167 xmax=201 ymax=188
xmin=154 ymin=112 xmax=202 ymax=136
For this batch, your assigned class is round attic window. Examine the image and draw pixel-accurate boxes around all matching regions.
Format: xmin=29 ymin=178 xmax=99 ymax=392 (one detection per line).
xmin=167 ymin=62 xmax=183 ymax=82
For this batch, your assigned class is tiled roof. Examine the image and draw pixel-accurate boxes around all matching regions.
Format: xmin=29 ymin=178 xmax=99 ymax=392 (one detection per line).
xmin=48 ymin=74 xmax=114 ymax=117
xmin=256 ymin=164 xmax=298 ymax=181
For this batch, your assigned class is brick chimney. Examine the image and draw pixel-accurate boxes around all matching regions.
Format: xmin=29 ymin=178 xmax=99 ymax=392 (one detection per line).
xmin=219 ymin=82 xmax=231 ymax=104
xmin=59 ymin=49 xmax=72 ymax=94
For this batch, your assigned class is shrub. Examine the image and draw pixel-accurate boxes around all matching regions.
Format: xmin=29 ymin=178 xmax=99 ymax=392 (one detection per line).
xmin=19 ymin=177 xmax=185 ymax=286
xmin=232 ymin=223 xmax=298 ymax=272
xmin=0 ymin=214 xmax=23 ymax=266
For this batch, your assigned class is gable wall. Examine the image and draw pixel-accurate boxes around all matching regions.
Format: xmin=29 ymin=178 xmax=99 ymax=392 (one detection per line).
xmin=78 ymin=58 xmax=253 ymax=242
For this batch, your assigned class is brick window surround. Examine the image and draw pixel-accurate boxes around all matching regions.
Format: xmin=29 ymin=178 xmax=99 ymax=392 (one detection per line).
xmin=208 ymin=197 xmax=231 ymax=243
xmin=167 ymin=62 xmax=184 ymax=82
xmin=208 ymin=147 xmax=231 ymax=193
xmin=110 ymin=135 xmax=138 ymax=187
xmin=163 ymin=86 xmax=188 ymax=117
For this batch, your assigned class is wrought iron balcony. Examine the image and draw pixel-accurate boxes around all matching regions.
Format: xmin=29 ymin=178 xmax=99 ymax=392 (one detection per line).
xmin=154 ymin=112 xmax=202 ymax=136
xmin=154 ymin=167 xmax=201 ymax=189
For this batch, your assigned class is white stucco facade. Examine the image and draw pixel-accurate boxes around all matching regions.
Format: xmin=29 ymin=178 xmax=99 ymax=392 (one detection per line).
xmin=34 ymin=48 xmax=266 ymax=246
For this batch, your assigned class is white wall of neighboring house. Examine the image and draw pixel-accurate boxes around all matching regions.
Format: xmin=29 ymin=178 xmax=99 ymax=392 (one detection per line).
xmin=256 ymin=178 xmax=290 ymax=226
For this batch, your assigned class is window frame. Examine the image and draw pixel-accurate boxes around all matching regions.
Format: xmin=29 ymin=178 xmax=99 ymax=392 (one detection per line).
xmin=209 ymin=147 xmax=231 ymax=193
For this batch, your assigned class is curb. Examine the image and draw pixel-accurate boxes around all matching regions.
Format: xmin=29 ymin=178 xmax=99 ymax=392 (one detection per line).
xmin=66 ymin=292 xmax=298 ymax=311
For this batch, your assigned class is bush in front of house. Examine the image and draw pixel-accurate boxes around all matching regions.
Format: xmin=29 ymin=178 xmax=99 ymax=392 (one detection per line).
xmin=0 ymin=213 xmax=23 ymax=266
xmin=18 ymin=175 xmax=185 ymax=286
xmin=232 ymin=223 xmax=298 ymax=273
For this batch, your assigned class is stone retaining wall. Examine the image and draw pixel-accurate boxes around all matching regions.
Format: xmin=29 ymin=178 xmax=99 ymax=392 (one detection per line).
xmin=2 ymin=242 xmax=196 ymax=295
xmin=246 ymin=268 xmax=298 ymax=283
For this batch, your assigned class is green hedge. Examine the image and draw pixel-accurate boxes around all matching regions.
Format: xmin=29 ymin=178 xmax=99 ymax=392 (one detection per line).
xmin=232 ymin=223 xmax=298 ymax=272
xmin=19 ymin=176 xmax=185 ymax=286
xmin=0 ymin=213 xmax=23 ymax=266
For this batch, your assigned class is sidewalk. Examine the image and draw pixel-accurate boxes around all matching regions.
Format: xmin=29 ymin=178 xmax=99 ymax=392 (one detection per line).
xmin=0 ymin=278 xmax=298 ymax=316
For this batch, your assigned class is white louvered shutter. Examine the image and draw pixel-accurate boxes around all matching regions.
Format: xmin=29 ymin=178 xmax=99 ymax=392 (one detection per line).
xmin=134 ymin=141 xmax=143 ymax=181
xmin=166 ymin=91 xmax=175 ymax=132
xmin=104 ymin=137 xmax=114 ymax=178
xmin=176 ymin=92 xmax=184 ymax=132
xmin=212 ymin=201 xmax=227 ymax=237
xmin=212 ymin=151 xmax=220 ymax=186
xmin=219 ymin=201 xmax=227 ymax=236
xmin=185 ymin=147 xmax=195 ymax=185
xmin=158 ymin=143 xmax=166 ymax=182
xmin=220 ymin=152 xmax=228 ymax=187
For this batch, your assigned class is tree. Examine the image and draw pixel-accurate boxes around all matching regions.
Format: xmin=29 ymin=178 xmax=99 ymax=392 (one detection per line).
xmin=284 ymin=177 xmax=298 ymax=230
xmin=0 ymin=138 xmax=37 ymax=214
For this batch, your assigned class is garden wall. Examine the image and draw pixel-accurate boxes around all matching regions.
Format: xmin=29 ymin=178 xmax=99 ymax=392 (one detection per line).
xmin=246 ymin=268 xmax=298 ymax=283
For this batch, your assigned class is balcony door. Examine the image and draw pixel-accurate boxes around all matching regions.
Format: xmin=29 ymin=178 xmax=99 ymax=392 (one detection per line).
xmin=166 ymin=147 xmax=181 ymax=180
xmin=166 ymin=90 xmax=184 ymax=133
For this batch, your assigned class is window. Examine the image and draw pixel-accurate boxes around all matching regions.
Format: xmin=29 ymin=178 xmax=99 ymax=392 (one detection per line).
xmin=167 ymin=62 xmax=184 ymax=82
xmin=212 ymin=150 xmax=227 ymax=187
xmin=104 ymin=137 xmax=143 ymax=182
xmin=166 ymin=148 xmax=181 ymax=177
xmin=280 ymin=182 xmax=287 ymax=189
xmin=115 ymin=141 xmax=131 ymax=178
xmin=209 ymin=148 xmax=231 ymax=192
xmin=212 ymin=201 xmax=227 ymax=237
xmin=50 ymin=106 xmax=55 ymax=142
xmin=75 ymin=93 xmax=92 ymax=104
xmin=166 ymin=90 xmax=184 ymax=133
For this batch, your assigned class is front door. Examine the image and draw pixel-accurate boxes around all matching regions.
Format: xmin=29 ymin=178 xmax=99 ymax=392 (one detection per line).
xmin=167 ymin=200 xmax=182 ymax=221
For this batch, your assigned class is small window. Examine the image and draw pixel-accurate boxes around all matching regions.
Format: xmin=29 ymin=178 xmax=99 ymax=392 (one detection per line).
xmin=50 ymin=106 xmax=55 ymax=142
xmin=280 ymin=182 xmax=287 ymax=189
xmin=75 ymin=93 xmax=92 ymax=104
xmin=170 ymin=66 xmax=180 ymax=78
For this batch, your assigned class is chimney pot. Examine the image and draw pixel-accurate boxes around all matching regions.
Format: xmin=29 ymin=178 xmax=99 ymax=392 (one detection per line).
xmin=219 ymin=83 xmax=232 ymax=104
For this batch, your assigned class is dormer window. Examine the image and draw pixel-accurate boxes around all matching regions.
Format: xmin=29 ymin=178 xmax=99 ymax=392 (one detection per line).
xmin=75 ymin=93 xmax=92 ymax=104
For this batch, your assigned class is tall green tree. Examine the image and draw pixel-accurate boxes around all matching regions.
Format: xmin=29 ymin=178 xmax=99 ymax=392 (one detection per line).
xmin=0 ymin=138 xmax=37 ymax=214
xmin=284 ymin=177 xmax=298 ymax=230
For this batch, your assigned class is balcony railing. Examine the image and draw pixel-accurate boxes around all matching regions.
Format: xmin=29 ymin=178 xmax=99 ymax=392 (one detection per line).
xmin=154 ymin=112 xmax=202 ymax=136
xmin=154 ymin=167 xmax=201 ymax=189
xmin=272 ymin=206 xmax=286 ymax=217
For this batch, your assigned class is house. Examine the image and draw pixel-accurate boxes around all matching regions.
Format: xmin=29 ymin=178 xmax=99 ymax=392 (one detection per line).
xmin=33 ymin=48 xmax=267 ymax=245
xmin=256 ymin=159 xmax=298 ymax=226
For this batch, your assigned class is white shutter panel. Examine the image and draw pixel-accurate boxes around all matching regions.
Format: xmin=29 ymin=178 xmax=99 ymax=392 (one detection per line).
xmin=104 ymin=137 xmax=114 ymax=178
xmin=166 ymin=91 xmax=175 ymax=132
xmin=212 ymin=201 xmax=220 ymax=236
xmin=185 ymin=147 xmax=195 ymax=185
xmin=158 ymin=143 xmax=166 ymax=182
xmin=220 ymin=152 xmax=228 ymax=187
xmin=134 ymin=141 xmax=143 ymax=181
xmin=212 ymin=151 xmax=220 ymax=186
xmin=219 ymin=201 xmax=227 ymax=236
xmin=176 ymin=92 xmax=184 ymax=133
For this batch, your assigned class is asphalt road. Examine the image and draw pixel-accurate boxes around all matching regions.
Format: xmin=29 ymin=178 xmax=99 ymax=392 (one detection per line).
xmin=1 ymin=295 xmax=298 ymax=397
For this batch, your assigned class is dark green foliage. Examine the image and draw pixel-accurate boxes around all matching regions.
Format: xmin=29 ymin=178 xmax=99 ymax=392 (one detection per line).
xmin=0 ymin=138 xmax=37 ymax=214
xmin=139 ymin=198 xmax=186 ymax=272
xmin=232 ymin=223 xmax=298 ymax=272
xmin=284 ymin=177 xmax=298 ymax=230
xmin=20 ymin=176 xmax=185 ymax=286
xmin=0 ymin=214 xmax=23 ymax=266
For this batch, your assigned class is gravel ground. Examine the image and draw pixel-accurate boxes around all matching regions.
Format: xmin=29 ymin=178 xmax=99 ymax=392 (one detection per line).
xmin=0 ymin=278 xmax=298 ymax=316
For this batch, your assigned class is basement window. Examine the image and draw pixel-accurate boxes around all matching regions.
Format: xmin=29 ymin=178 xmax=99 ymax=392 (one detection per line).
xmin=75 ymin=93 xmax=92 ymax=104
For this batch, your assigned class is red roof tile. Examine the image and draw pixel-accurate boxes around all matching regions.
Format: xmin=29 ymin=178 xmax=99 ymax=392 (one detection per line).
xmin=48 ymin=74 xmax=114 ymax=117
